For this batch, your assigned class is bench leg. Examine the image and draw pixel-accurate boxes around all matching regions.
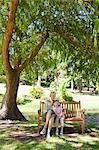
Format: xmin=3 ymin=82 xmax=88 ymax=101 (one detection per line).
xmin=38 ymin=120 xmax=40 ymax=133
xmin=80 ymin=121 xmax=84 ymax=134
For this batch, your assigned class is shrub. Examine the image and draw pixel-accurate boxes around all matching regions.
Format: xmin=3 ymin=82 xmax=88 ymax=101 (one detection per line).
xmin=62 ymin=91 xmax=73 ymax=101
xmin=30 ymin=86 xmax=43 ymax=99
xmin=17 ymin=97 xmax=25 ymax=105
xmin=59 ymin=80 xmax=73 ymax=101
xmin=17 ymin=97 xmax=31 ymax=105
xmin=50 ymin=81 xmax=58 ymax=92
xmin=0 ymin=94 xmax=3 ymax=103
xmin=0 ymin=75 xmax=6 ymax=83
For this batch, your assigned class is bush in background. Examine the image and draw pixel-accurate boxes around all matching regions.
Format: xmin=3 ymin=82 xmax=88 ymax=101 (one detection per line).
xmin=17 ymin=97 xmax=25 ymax=105
xmin=0 ymin=75 xmax=6 ymax=83
xmin=0 ymin=94 xmax=3 ymax=103
xmin=30 ymin=86 xmax=43 ymax=99
xmin=59 ymin=80 xmax=73 ymax=101
xmin=50 ymin=81 xmax=58 ymax=92
xmin=62 ymin=91 xmax=73 ymax=101
xmin=17 ymin=97 xmax=31 ymax=105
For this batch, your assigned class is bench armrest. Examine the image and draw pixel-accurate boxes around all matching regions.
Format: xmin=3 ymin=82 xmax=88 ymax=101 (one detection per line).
xmin=38 ymin=109 xmax=41 ymax=119
xmin=81 ymin=109 xmax=86 ymax=113
xmin=80 ymin=109 xmax=85 ymax=119
xmin=38 ymin=109 xmax=41 ymax=114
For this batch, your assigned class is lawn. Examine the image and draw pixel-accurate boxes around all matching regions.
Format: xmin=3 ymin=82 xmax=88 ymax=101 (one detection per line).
xmin=0 ymin=85 xmax=99 ymax=150
xmin=0 ymin=83 xmax=99 ymax=114
xmin=71 ymin=92 xmax=99 ymax=113
xmin=18 ymin=99 xmax=40 ymax=121
xmin=0 ymin=120 xmax=99 ymax=150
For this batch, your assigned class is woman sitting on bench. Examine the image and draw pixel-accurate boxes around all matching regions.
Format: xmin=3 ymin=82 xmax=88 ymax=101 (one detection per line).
xmin=40 ymin=91 xmax=56 ymax=139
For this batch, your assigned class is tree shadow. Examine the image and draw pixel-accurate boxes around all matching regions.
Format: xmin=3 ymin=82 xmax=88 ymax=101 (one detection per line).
xmin=0 ymin=120 xmax=99 ymax=150
xmin=11 ymin=130 xmax=45 ymax=143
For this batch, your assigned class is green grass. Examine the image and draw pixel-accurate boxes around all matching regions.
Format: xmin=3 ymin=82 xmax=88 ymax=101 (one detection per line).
xmin=18 ymin=99 xmax=40 ymax=121
xmin=0 ymin=92 xmax=99 ymax=150
xmin=0 ymin=121 xmax=99 ymax=150
xmin=0 ymin=92 xmax=99 ymax=120
xmin=71 ymin=92 xmax=99 ymax=113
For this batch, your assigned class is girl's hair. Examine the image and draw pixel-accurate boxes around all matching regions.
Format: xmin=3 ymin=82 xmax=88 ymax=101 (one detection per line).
xmin=54 ymin=100 xmax=60 ymax=106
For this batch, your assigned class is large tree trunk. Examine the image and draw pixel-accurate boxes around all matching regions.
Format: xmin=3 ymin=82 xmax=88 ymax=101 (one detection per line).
xmin=0 ymin=70 xmax=26 ymax=120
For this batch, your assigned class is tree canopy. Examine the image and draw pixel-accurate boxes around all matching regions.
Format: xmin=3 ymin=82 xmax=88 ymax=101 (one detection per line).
xmin=1 ymin=0 xmax=98 ymax=64
xmin=0 ymin=0 xmax=98 ymax=120
xmin=0 ymin=0 xmax=98 ymax=85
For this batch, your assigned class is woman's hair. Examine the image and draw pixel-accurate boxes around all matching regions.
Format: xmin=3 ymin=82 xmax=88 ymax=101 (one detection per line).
xmin=50 ymin=91 xmax=56 ymax=97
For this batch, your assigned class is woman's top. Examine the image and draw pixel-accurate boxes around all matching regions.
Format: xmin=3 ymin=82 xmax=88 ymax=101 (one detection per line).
xmin=43 ymin=99 xmax=55 ymax=113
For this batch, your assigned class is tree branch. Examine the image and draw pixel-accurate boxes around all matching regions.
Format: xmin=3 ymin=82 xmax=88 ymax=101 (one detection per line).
xmin=18 ymin=32 xmax=49 ymax=73
xmin=2 ymin=0 xmax=19 ymax=73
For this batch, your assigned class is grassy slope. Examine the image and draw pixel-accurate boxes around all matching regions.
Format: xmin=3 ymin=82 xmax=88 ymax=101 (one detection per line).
xmin=71 ymin=92 xmax=99 ymax=113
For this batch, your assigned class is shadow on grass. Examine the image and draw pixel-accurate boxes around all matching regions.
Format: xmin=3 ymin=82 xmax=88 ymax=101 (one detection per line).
xmin=0 ymin=120 xmax=99 ymax=150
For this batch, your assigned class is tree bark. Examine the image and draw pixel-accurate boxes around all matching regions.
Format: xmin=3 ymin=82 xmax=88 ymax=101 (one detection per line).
xmin=0 ymin=69 xmax=26 ymax=120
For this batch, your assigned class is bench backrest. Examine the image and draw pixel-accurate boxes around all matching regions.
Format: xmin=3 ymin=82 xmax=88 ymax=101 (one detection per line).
xmin=60 ymin=101 xmax=81 ymax=118
xmin=40 ymin=101 xmax=81 ymax=118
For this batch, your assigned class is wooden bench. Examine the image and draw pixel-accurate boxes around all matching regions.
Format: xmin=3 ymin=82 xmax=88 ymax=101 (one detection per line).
xmin=38 ymin=101 xmax=85 ymax=134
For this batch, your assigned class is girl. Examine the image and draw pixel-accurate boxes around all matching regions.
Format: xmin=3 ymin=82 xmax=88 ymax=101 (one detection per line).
xmin=52 ymin=100 xmax=65 ymax=135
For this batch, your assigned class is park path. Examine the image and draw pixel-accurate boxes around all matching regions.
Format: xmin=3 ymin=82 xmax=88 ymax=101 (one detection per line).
xmin=0 ymin=83 xmax=32 ymax=96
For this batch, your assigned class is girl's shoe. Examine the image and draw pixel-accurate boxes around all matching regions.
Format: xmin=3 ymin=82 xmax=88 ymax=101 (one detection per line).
xmin=55 ymin=129 xmax=59 ymax=135
xmin=60 ymin=131 xmax=63 ymax=135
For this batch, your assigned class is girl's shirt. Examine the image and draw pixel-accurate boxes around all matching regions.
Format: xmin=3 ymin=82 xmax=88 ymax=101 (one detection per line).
xmin=52 ymin=105 xmax=63 ymax=118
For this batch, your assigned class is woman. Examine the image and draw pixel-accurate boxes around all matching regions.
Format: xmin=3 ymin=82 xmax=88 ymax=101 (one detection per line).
xmin=40 ymin=91 xmax=56 ymax=139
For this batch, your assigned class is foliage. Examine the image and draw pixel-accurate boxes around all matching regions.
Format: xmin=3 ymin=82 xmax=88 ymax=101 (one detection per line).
xmin=17 ymin=97 xmax=31 ymax=105
xmin=50 ymin=81 xmax=58 ymax=92
xmin=0 ymin=0 xmax=98 ymax=87
xmin=20 ymin=71 xmax=34 ymax=85
xmin=0 ymin=94 xmax=3 ymax=104
xmin=60 ymin=80 xmax=73 ymax=101
xmin=30 ymin=86 xmax=43 ymax=99
xmin=17 ymin=97 xmax=25 ymax=105
xmin=0 ymin=75 xmax=6 ymax=83
xmin=1 ymin=0 xmax=98 ymax=67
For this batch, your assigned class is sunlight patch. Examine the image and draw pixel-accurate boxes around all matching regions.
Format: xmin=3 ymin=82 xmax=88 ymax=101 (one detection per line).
xmin=70 ymin=142 xmax=83 ymax=148
xmin=78 ymin=134 xmax=99 ymax=143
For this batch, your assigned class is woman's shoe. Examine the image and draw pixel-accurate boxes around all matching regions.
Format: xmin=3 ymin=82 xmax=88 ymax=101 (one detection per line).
xmin=40 ymin=128 xmax=46 ymax=135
